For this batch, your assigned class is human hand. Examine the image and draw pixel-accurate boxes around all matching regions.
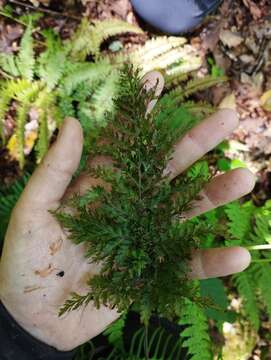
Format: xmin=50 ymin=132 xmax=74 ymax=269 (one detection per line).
xmin=0 ymin=74 xmax=255 ymax=351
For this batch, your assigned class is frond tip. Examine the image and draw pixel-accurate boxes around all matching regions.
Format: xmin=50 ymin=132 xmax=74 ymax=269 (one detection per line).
xmin=59 ymin=292 xmax=93 ymax=317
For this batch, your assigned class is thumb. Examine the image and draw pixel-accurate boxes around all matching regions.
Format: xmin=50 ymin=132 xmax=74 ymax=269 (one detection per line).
xmin=17 ymin=117 xmax=83 ymax=211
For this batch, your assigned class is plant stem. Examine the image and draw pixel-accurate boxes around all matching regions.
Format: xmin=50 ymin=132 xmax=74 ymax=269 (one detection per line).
xmin=0 ymin=10 xmax=26 ymax=26
xmin=251 ymin=259 xmax=271 ymax=263
xmin=246 ymin=244 xmax=271 ymax=251
xmin=145 ymin=324 xmax=149 ymax=360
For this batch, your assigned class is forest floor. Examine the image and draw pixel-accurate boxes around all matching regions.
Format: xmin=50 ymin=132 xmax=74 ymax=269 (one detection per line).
xmin=1 ymin=0 xmax=271 ymax=203
xmin=0 ymin=0 xmax=271 ymax=358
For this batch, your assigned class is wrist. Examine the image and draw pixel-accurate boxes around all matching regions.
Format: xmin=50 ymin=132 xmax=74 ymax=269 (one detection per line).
xmin=0 ymin=300 xmax=75 ymax=358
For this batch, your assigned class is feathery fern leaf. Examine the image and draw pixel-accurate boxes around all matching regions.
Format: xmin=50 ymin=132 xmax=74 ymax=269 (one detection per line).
xmin=16 ymin=21 xmax=35 ymax=81
xmin=0 ymin=174 xmax=29 ymax=244
xmin=37 ymin=30 xmax=67 ymax=90
xmin=255 ymin=264 xmax=271 ymax=319
xmin=103 ymin=312 xmax=127 ymax=350
xmin=225 ymin=201 xmax=255 ymax=246
xmin=179 ymin=299 xmax=213 ymax=360
xmin=61 ymin=60 xmax=112 ymax=96
xmin=233 ymin=271 xmax=260 ymax=330
xmin=0 ymin=82 xmax=13 ymax=141
xmin=251 ymin=206 xmax=271 ymax=245
xmin=168 ymin=75 xmax=228 ymax=102
xmin=89 ymin=70 xmax=119 ymax=126
xmin=131 ymin=37 xmax=202 ymax=81
xmin=0 ymin=53 xmax=20 ymax=77
xmin=34 ymin=88 xmax=57 ymax=162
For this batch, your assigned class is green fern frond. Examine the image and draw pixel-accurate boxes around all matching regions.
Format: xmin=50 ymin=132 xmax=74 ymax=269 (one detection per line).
xmin=34 ymin=88 xmax=57 ymax=162
xmin=0 ymin=82 xmax=13 ymax=141
xmin=0 ymin=174 xmax=30 ymax=243
xmin=0 ymin=79 xmax=37 ymax=143
xmin=0 ymin=53 xmax=20 ymax=77
xmin=103 ymin=312 xmax=127 ymax=350
xmin=168 ymin=75 xmax=228 ymax=102
xmin=182 ymin=101 xmax=215 ymax=118
xmin=37 ymin=30 xmax=66 ymax=90
xmin=61 ymin=60 xmax=112 ymax=96
xmin=179 ymin=299 xmax=213 ymax=360
xmin=16 ymin=22 xmax=35 ymax=81
xmin=225 ymin=201 xmax=255 ymax=246
xmin=255 ymin=264 xmax=271 ymax=319
xmin=135 ymin=36 xmax=187 ymax=62
xmin=88 ymin=70 xmax=119 ymax=126
xmin=69 ymin=18 xmax=143 ymax=60
xmin=233 ymin=271 xmax=260 ymax=330
xmin=164 ymin=72 xmax=190 ymax=89
xmin=251 ymin=206 xmax=271 ymax=245
xmin=92 ymin=19 xmax=143 ymax=57
xmin=58 ymin=292 xmax=93 ymax=317
xmin=131 ymin=37 xmax=202 ymax=80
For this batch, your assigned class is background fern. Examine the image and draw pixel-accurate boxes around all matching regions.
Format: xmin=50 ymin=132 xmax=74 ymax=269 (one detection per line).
xmin=179 ymin=298 xmax=213 ymax=360
xmin=0 ymin=174 xmax=30 ymax=247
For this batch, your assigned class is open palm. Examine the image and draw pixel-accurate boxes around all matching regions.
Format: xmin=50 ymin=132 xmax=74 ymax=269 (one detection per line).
xmin=0 ymin=74 xmax=255 ymax=351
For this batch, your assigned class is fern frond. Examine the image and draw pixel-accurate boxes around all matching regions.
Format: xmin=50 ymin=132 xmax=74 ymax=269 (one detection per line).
xmin=69 ymin=18 xmax=143 ymax=60
xmin=0 ymin=174 xmax=29 ymax=243
xmin=251 ymin=206 xmax=271 ymax=245
xmin=179 ymin=299 xmax=213 ymax=360
xmin=131 ymin=37 xmax=202 ymax=81
xmin=61 ymin=60 xmax=112 ymax=96
xmin=103 ymin=312 xmax=127 ymax=350
xmin=37 ymin=30 xmax=66 ymax=90
xmin=255 ymin=264 xmax=271 ymax=319
xmin=92 ymin=19 xmax=143 ymax=57
xmin=233 ymin=271 xmax=260 ymax=330
xmin=0 ymin=79 xmax=37 ymax=143
xmin=59 ymin=292 xmax=93 ymax=317
xmin=0 ymin=82 xmax=13 ymax=141
xmin=34 ymin=88 xmax=57 ymax=162
xmin=135 ymin=36 xmax=187 ymax=62
xmin=16 ymin=22 xmax=35 ymax=81
xmin=225 ymin=201 xmax=254 ymax=246
xmin=168 ymin=75 xmax=228 ymax=102
xmin=182 ymin=101 xmax=215 ymax=117
xmin=164 ymin=72 xmax=190 ymax=89
xmin=88 ymin=70 xmax=119 ymax=126
xmin=0 ymin=53 xmax=20 ymax=77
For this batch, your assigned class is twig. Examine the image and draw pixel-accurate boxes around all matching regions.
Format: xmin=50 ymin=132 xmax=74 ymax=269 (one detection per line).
xmin=7 ymin=0 xmax=81 ymax=20
xmin=0 ymin=10 xmax=26 ymax=26
xmin=0 ymin=10 xmax=46 ymax=43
